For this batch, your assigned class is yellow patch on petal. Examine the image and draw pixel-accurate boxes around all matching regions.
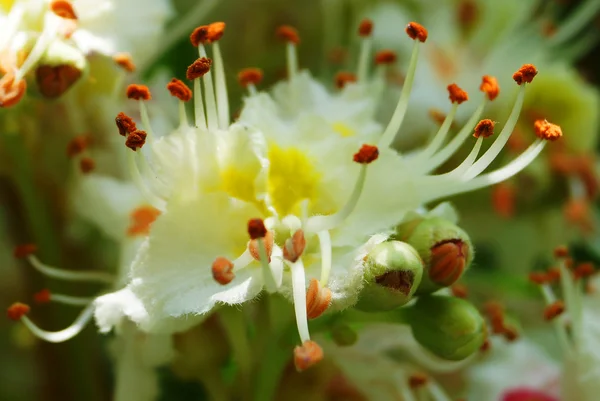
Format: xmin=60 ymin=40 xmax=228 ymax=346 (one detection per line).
xmin=220 ymin=167 xmax=257 ymax=203
xmin=331 ymin=121 xmax=355 ymax=137
xmin=0 ymin=0 xmax=14 ymax=12
xmin=268 ymin=144 xmax=320 ymax=216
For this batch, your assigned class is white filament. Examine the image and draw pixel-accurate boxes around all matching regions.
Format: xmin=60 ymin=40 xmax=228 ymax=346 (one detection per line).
xmin=178 ymin=100 xmax=188 ymax=127
xmin=412 ymin=103 xmax=458 ymax=162
xmin=257 ymin=238 xmax=277 ymax=292
xmin=317 ymin=230 xmax=332 ymax=286
xmin=289 ymin=259 xmax=310 ymax=342
xmin=357 ymin=36 xmax=372 ymax=82
xmin=21 ymin=303 xmax=95 ymax=343
xmin=27 ymin=255 xmax=114 ymax=284
xmin=212 ymin=42 xmax=230 ymax=129
xmin=139 ymin=101 xmax=155 ymax=143
xmin=49 ymin=293 xmax=95 ymax=306
xmin=198 ymin=45 xmax=218 ymax=131
xmin=193 ymin=78 xmax=207 ymax=128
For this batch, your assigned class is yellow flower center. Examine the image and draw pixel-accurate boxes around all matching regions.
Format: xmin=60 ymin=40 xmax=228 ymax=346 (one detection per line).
xmin=0 ymin=0 xmax=14 ymax=13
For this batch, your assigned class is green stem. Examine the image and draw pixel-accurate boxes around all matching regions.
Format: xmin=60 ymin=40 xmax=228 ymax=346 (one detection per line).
xmin=219 ymin=306 xmax=252 ymax=401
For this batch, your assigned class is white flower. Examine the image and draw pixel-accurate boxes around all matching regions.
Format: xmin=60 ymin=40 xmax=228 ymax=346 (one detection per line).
xmin=89 ymin=19 xmax=557 ymax=370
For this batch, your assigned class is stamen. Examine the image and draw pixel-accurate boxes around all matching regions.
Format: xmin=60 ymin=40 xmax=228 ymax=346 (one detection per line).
xmin=317 ymin=230 xmax=332 ymax=285
xmin=66 ymin=136 xmax=88 ymax=157
xmin=126 ymin=84 xmax=151 ymax=100
xmin=18 ymin=303 xmax=95 ymax=343
xmin=473 ymin=119 xmax=495 ymax=138
xmin=428 ymin=240 xmax=468 ymax=287
xmin=289 ymin=257 xmax=311 ymax=342
xmin=447 ymin=83 xmax=468 ymax=104
xmin=276 ymin=25 xmax=300 ymax=44
xmin=125 ymin=130 xmax=147 ymax=151
xmin=534 ymin=119 xmax=563 ymax=141
xmin=451 ymin=283 xmax=468 ymax=298
xmin=544 ymin=300 xmax=565 ymax=321
xmin=247 ymin=219 xmax=277 ymax=291
xmin=0 ymin=72 xmax=27 ymax=108
xmin=249 ymin=231 xmax=274 ymax=262
xmin=7 ymin=303 xmax=30 ymax=321
xmin=34 ymin=289 xmax=92 ymax=306
xmin=190 ymin=25 xmax=210 ymax=47
xmin=210 ymin=26 xmax=230 ymax=129
xmin=374 ymin=50 xmax=397 ymax=65
xmin=563 ymin=199 xmax=594 ymax=233
xmin=113 ymin=53 xmax=136 ymax=73
xmin=283 ymin=230 xmax=306 ymax=263
xmin=491 ymin=182 xmax=516 ymax=218
xmin=405 ymin=22 xmax=428 ymax=42
xmin=50 ymin=0 xmax=78 ymax=20
xmin=379 ymin=23 xmax=427 ymax=148
xmin=238 ymin=68 xmax=263 ymax=94
xmin=529 ymin=271 xmax=551 ymax=285
xmin=512 ymin=64 xmax=538 ymax=85
xmin=334 ymin=72 xmax=357 ymax=89
xmin=115 ymin=112 xmax=137 ymax=136
xmin=276 ymin=25 xmax=300 ymax=83
xmin=306 ymin=278 xmax=331 ymax=319
xmin=479 ymin=75 xmax=499 ymax=101
xmin=126 ymin=205 xmax=161 ymax=236
xmin=207 ymin=22 xmax=226 ymax=42
xmin=357 ymin=19 xmax=373 ymax=82
xmin=502 ymin=325 xmax=519 ymax=342
xmin=79 ymin=157 xmax=95 ymax=174
xmin=554 ymin=245 xmax=570 ymax=259
xmin=248 ymin=218 xmax=267 ymax=239
xmin=127 ymin=151 xmax=166 ymax=209
xmin=293 ymin=340 xmax=323 ymax=371
xmin=305 ymin=145 xmax=378 ymax=233
xmin=409 ymin=373 xmax=428 ymax=389
xmin=166 ymin=78 xmax=192 ymax=102
xmin=212 ymin=257 xmax=235 ymax=285
xmin=35 ymin=65 xmax=82 ymax=98
xmin=574 ymin=262 xmax=595 ymax=279
xmin=190 ymin=53 xmax=217 ymax=131
xmin=15 ymin=245 xmax=114 ymax=283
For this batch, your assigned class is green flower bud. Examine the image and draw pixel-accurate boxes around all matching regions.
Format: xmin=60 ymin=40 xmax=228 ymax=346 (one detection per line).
xmin=405 ymin=295 xmax=486 ymax=361
xmin=355 ymin=241 xmax=423 ymax=312
xmin=330 ymin=323 xmax=358 ymax=347
xmin=398 ymin=217 xmax=473 ymax=294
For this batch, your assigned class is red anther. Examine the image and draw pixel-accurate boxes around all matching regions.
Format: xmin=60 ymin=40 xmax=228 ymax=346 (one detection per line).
xmin=247 ymin=218 xmax=267 ymax=240
xmin=0 ymin=72 xmax=27 ymax=108
xmin=502 ymin=388 xmax=559 ymax=401
xmin=353 ymin=144 xmax=379 ymax=164
xmin=492 ymin=182 xmax=516 ymax=219
xmin=474 ymin=119 xmax=495 ymax=138
xmin=50 ymin=0 xmax=77 ymax=19
xmin=212 ymin=257 xmax=235 ymax=285
xmin=451 ymin=283 xmax=468 ymax=298
xmin=283 ymin=230 xmax=306 ymax=263
xmin=207 ymin=22 xmax=226 ymax=42
xmin=115 ymin=112 xmax=137 ymax=136
xmin=113 ymin=53 xmax=136 ymax=72
xmin=190 ymin=25 xmax=210 ymax=46
xmin=408 ymin=373 xmax=428 ymax=389
xmin=186 ymin=57 xmax=212 ymax=80
xmin=374 ymin=50 xmax=397 ymax=65
xmin=405 ymin=22 xmax=428 ymax=42
xmin=428 ymin=239 xmax=468 ymax=287
xmin=293 ymin=340 xmax=323 ymax=371
xmin=458 ymin=0 xmax=479 ymax=28
xmin=480 ymin=75 xmax=500 ymax=101
xmin=574 ymin=262 xmax=595 ymax=279
xmin=237 ymin=68 xmax=263 ymax=88
xmin=14 ymin=244 xmax=37 ymax=258
xmin=358 ymin=19 xmax=373 ymax=36
xmin=502 ymin=325 xmax=519 ymax=342
xmin=327 ymin=47 xmax=348 ymax=66
xmin=276 ymin=25 xmax=300 ymax=44
xmin=512 ymin=64 xmax=538 ymax=85
xmin=127 ymin=205 xmax=161 ymax=237
xmin=126 ymin=84 xmax=151 ymax=100
xmin=480 ymin=339 xmax=491 ymax=352
xmin=429 ymin=109 xmax=447 ymax=126
xmin=533 ymin=120 xmax=562 ymax=141
xmin=553 ymin=245 xmax=569 ymax=259
xmin=563 ymin=199 xmax=593 ymax=233
xmin=34 ymin=289 xmax=51 ymax=304
xmin=544 ymin=300 xmax=565 ymax=321
xmin=334 ymin=71 xmax=357 ymax=89
xmin=79 ymin=157 xmax=95 ymax=174
xmin=125 ymin=130 xmax=147 ymax=151
xmin=528 ymin=271 xmax=550 ymax=285
xmin=249 ymin=230 xmax=274 ymax=262
xmin=547 ymin=267 xmax=561 ymax=283
xmin=66 ymin=136 xmax=88 ymax=157
xmin=7 ymin=302 xmax=30 ymax=321
xmin=447 ymin=83 xmax=469 ymax=104
xmin=306 ymin=278 xmax=331 ymax=319
xmin=166 ymin=78 xmax=192 ymax=102
xmin=35 ymin=64 xmax=82 ymax=98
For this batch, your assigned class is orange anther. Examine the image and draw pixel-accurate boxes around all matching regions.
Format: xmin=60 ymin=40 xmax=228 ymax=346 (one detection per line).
xmin=293 ymin=340 xmax=323 ymax=371
xmin=7 ymin=302 xmax=30 ymax=321
xmin=113 ymin=53 xmax=136 ymax=72
xmin=276 ymin=25 xmax=300 ymax=44
xmin=50 ymin=0 xmax=77 ymax=19
xmin=212 ymin=257 xmax=235 ymax=285
xmin=447 ymin=83 xmax=469 ymax=104
xmin=66 ymin=136 xmax=88 ymax=157
xmin=334 ymin=71 xmax=357 ymax=89
xmin=553 ymin=245 xmax=569 ymax=259
xmin=249 ymin=230 xmax=274 ymax=263
xmin=374 ymin=50 xmax=397 ymax=65
xmin=492 ymin=182 xmax=515 ymax=219
xmin=125 ymin=130 xmax=147 ymax=151
xmin=166 ymin=78 xmax=192 ymax=102
xmin=574 ymin=262 xmax=595 ymax=279
xmin=115 ymin=112 xmax=137 ymax=136
xmin=79 ymin=157 xmax=95 ymax=174
xmin=534 ymin=120 xmax=562 ymax=141
xmin=127 ymin=205 xmax=161 ymax=237
xmin=512 ymin=64 xmax=538 ymax=85
xmin=358 ymin=19 xmax=373 ymax=37
xmin=247 ymin=219 xmax=267 ymax=240
xmin=543 ymin=301 xmax=565 ymax=321
xmin=0 ymin=72 xmax=27 ymax=108
xmin=34 ymin=289 xmax=51 ymax=304
xmin=306 ymin=279 xmax=331 ymax=319
xmin=408 ymin=373 xmax=428 ymax=389
xmin=237 ymin=68 xmax=263 ymax=88
xmin=126 ymin=84 xmax=151 ymax=100
xmin=405 ymin=22 xmax=428 ymax=42
xmin=283 ymin=230 xmax=306 ymax=263
xmin=474 ymin=119 xmax=495 ymax=138
xmin=480 ymin=75 xmax=499 ymax=101
xmin=428 ymin=240 xmax=469 ymax=287
xmin=14 ymin=244 xmax=37 ymax=259
xmin=186 ymin=57 xmax=212 ymax=80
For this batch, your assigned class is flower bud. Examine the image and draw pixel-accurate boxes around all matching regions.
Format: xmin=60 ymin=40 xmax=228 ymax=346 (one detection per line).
xmin=330 ymin=323 xmax=358 ymax=347
xmin=355 ymin=241 xmax=423 ymax=312
xmin=35 ymin=39 xmax=87 ymax=98
xmin=405 ymin=295 xmax=486 ymax=361
xmin=400 ymin=217 xmax=473 ymax=294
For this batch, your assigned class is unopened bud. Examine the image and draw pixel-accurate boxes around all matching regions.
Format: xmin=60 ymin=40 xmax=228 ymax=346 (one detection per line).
xmin=405 ymin=295 xmax=486 ymax=360
xmin=355 ymin=241 xmax=423 ymax=312
xmin=400 ymin=217 xmax=473 ymax=294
